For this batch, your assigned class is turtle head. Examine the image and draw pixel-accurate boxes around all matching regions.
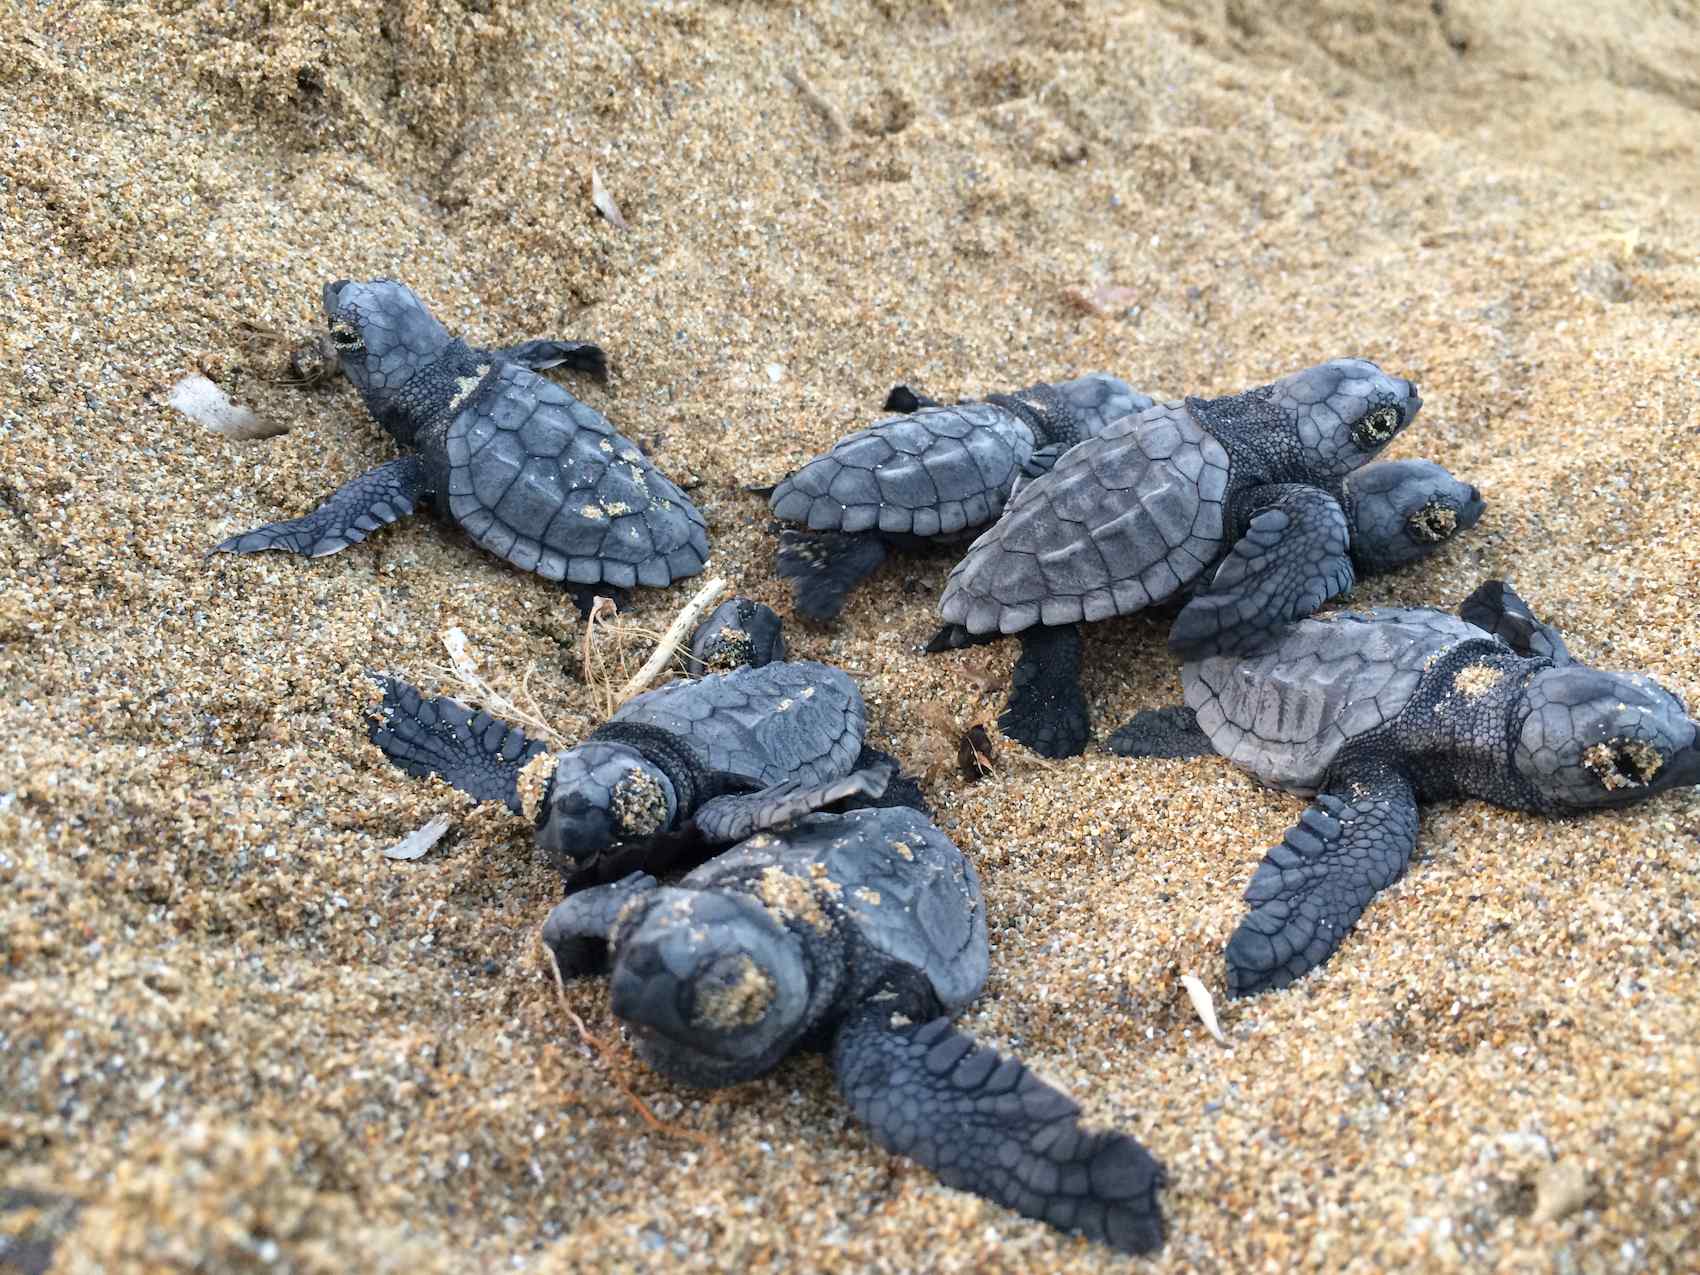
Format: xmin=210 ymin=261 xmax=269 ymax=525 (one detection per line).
xmin=535 ymin=743 xmax=678 ymax=876
xmin=605 ymin=886 xmax=814 ymax=1087
xmin=686 ymin=598 xmax=788 ymax=676
xmin=1277 ymin=358 xmax=1422 ymax=478
xmin=321 ymin=279 xmax=455 ymax=443
xmin=1345 ymin=459 xmax=1486 ymax=574
xmin=1513 ymin=666 xmax=1700 ymax=811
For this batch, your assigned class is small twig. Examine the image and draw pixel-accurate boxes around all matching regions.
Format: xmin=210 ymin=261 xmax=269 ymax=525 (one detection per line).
xmin=439 ymin=627 xmax=564 ymax=744
xmin=581 ymin=594 xmax=618 ymax=695
xmin=783 ymin=68 xmax=847 ymax=143
xmin=539 ymin=933 xmax=718 ymax=1154
xmin=614 ymin=576 xmax=727 ymax=705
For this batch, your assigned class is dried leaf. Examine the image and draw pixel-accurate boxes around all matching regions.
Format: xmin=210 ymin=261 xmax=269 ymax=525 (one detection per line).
xmin=382 ymin=813 xmax=452 ymax=861
xmin=590 ymin=165 xmax=628 ymax=231
xmin=168 ymin=374 xmax=284 ymax=439
xmin=958 ymin=723 xmax=997 ymax=781
xmin=1180 ymin=973 xmax=1227 ymax=1045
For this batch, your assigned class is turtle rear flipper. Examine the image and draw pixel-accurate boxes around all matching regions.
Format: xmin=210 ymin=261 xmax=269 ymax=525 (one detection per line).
xmin=883 ymin=384 xmax=944 ymax=413
xmin=998 ymin=625 xmax=1090 ymax=758
xmin=831 ymin=1001 xmax=1167 ymax=1255
xmin=211 ymin=455 xmax=426 ymax=559
xmin=1226 ymin=764 xmax=1418 ymax=998
xmin=495 ymin=339 xmax=608 ymax=382
xmin=1106 ymin=705 xmax=1213 ymax=759
xmin=1459 ymin=579 xmax=1574 ymax=665
xmin=775 ymin=529 xmax=890 ymax=622
xmin=366 ymin=675 xmax=546 ymax=812
xmin=1169 ymin=484 xmax=1354 ymax=658
xmin=691 ymin=765 xmax=892 ymax=844
xmin=842 ymin=745 xmax=929 ymax=815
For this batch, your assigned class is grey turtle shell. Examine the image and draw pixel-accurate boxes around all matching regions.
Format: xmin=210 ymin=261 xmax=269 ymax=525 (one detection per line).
xmin=770 ymin=375 xmax=1152 ymax=539
xmin=938 ymin=400 xmax=1231 ymax=635
xmin=606 ymin=660 xmax=866 ymax=788
xmin=1185 ymin=608 xmax=1490 ymax=793
xmin=442 ymin=362 xmax=710 ymax=587
xmin=682 ymin=806 xmax=989 ymax=1012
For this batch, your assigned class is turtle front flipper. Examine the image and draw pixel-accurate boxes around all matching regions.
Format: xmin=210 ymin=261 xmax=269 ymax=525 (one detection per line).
xmin=212 ymin=455 xmax=426 ymax=559
xmin=830 ymin=999 xmax=1167 ymax=1255
xmin=691 ymin=766 xmax=893 ymax=844
xmin=1106 ymin=705 xmax=1214 ymax=759
xmin=541 ymin=873 xmax=659 ymax=976
xmin=1227 ymin=764 xmax=1419 ymax=997
xmin=366 ymin=675 xmax=547 ymax=812
xmin=494 ymin=339 xmax=608 ymax=381
xmin=1458 ymin=579 xmax=1574 ymax=665
xmin=775 ymin=529 xmax=889 ymax=621
xmin=999 ymin=625 xmax=1090 ymax=758
xmin=1169 ymin=484 xmax=1354 ymax=658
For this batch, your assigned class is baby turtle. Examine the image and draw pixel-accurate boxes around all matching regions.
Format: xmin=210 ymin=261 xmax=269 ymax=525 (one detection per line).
xmin=766 ymin=375 xmax=1155 ymax=620
xmin=684 ymin=596 xmax=787 ymax=677
xmin=213 ymin=279 xmax=710 ymax=591
xmin=926 ymin=361 xmax=1445 ymax=756
xmin=544 ymin=806 xmax=1166 ymax=1253
xmin=1109 ymin=581 xmax=1700 ymax=996
xmin=371 ymin=655 xmax=919 ymax=889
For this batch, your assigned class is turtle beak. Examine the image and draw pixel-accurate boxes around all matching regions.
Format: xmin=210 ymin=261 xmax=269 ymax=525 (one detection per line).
xmin=322 ymin=279 xmax=352 ymax=316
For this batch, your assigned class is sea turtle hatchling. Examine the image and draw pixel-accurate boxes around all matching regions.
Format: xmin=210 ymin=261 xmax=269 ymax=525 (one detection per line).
xmin=927 ymin=361 xmax=1450 ymax=757
xmin=544 ymin=806 xmax=1167 ymax=1253
xmin=1108 ymin=581 xmax=1700 ymax=996
xmin=212 ymin=279 xmax=710 ymax=592
xmin=370 ymin=651 xmax=920 ymax=889
xmin=765 ymin=375 xmax=1156 ymax=620
xmin=684 ymin=596 xmax=787 ymax=677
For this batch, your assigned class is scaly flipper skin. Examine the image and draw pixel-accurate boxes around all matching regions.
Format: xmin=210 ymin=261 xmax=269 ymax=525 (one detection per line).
xmin=1458 ymin=579 xmax=1573 ymax=665
xmin=999 ymin=625 xmax=1090 ymax=758
xmin=832 ymin=1004 xmax=1167 ymax=1255
xmin=1169 ymin=484 xmax=1354 ymax=658
xmin=691 ymin=765 xmax=893 ymax=843
xmin=366 ymin=676 xmax=546 ymax=812
xmin=1105 ymin=705 xmax=1213 ymax=759
xmin=212 ymin=455 xmax=426 ymax=558
xmin=493 ymin=338 xmax=608 ymax=380
xmin=1226 ymin=765 xmax=1419 ymax=997
xmin=775 ymin=529 xmax=889 ymax=622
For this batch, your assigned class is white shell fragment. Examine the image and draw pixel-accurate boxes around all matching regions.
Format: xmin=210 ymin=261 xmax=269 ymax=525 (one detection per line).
xmin=382 ymin=813 xmax=453 ymax=861
xmin=1180 ymin=973 xmax=1227 ymax=1046
xmin=168 ymin=374 xmax=285 ymax=439
xmin=590 ymin=165 xmax=628 ymax=231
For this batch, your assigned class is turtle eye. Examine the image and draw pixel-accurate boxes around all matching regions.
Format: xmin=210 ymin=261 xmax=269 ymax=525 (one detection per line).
xmin=1352 ymin=404 xmax=1401 ymax=448
xmin=1582 ymin=738 xmax=1664 ymax=790
xmin=328 ymin=321 xmax=363 ymax=352
xmin=1407 ymin=499 xmax=1458 ymax=543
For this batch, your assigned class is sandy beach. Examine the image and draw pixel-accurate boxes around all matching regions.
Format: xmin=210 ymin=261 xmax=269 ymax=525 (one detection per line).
xmin=3 ymin=1 xmax=1699 ymax=1270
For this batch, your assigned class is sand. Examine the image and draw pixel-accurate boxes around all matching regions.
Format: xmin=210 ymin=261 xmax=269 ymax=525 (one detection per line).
xmin=2 ymin=1 xmax=1698 ymax=1270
